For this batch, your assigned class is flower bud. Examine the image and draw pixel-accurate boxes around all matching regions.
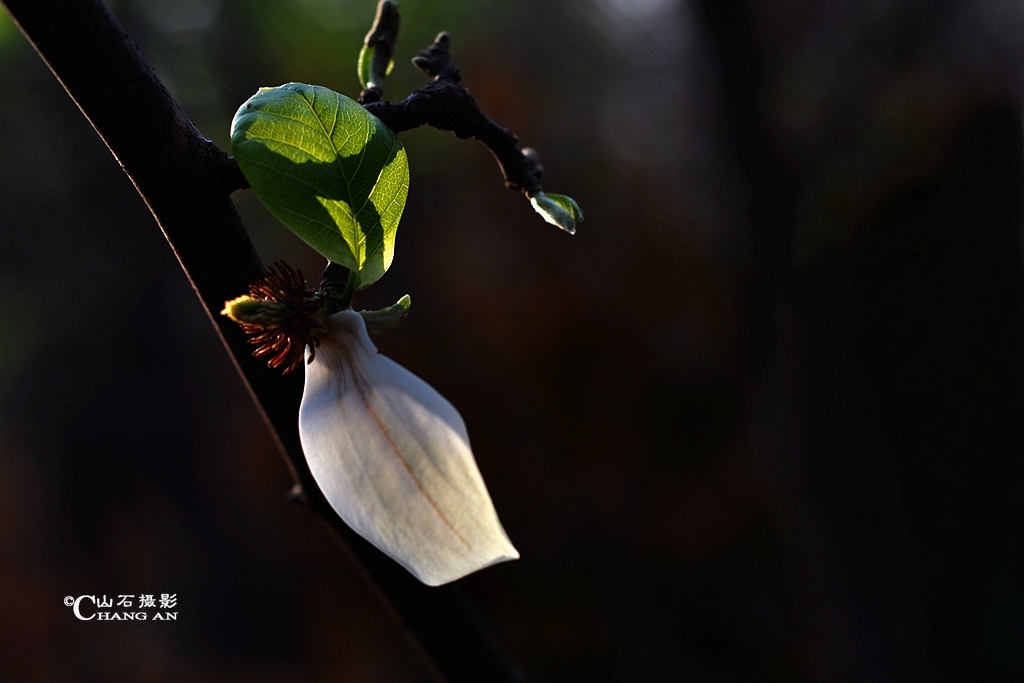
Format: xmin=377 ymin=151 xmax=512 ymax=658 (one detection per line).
xmin=221 ymin=295 xmax=291 ymax=328
xmin=529 ymin=191 xmax=583 ymax=234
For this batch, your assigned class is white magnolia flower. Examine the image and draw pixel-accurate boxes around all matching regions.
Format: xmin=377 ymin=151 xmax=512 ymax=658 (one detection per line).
xmin=299 ymin=308 xmax=519 ymax=586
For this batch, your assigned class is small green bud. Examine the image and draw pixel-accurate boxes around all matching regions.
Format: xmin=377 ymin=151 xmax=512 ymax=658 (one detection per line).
xmin=359 ymin=1 xmax=401 ymax=90
xmin=529 ymin=192 xmax=582 ymax=234
xmin=358 ymin=44 xmax=397 ymax=91
xmin=221 ymin=295 xmax=291 ymax=327
xmin=359 ymin=294 xmax=411 ymax=335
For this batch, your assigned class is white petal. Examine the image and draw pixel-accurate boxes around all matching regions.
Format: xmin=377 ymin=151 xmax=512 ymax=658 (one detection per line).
xmin=298 ymin=309 xmax=519 ymax=586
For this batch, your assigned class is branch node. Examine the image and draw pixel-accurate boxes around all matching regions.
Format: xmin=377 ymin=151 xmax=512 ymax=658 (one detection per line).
xmin=221 ymin=157 xmax=250 ymax=193
xmin=358 ymin=87 xmax=383 ymax=104
xmin=412 ymin=32 xmax=461 ymax=83
xmin=521 ymin=148 xmax=544 ymax=175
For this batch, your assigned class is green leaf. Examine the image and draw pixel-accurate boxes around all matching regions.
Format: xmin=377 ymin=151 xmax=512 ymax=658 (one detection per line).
xmin=546 ymin=193 xmax=583 ymax=223
xmin=529 ymin=192 xmax=582 ymax=234
xmin=359 ymin=294 xmax=411 ymax=335
xmin=231 ymin=83 xmax=409 ymax=288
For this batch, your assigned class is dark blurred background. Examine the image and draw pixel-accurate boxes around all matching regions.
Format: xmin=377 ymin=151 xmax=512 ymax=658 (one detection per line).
xmin=2 ymin=0 xmax=1024 ymax=680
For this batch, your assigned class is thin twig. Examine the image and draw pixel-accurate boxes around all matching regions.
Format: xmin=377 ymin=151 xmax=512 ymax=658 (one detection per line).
xmin=365 ymin=32 xmax=544 ymax=196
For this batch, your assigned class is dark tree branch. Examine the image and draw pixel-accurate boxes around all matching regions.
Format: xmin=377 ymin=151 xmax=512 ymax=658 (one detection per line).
xmin=220 ymin=156 xmax=249 ymax=193
xmin=222 ymin=157 xmax=251 ymax=193
xmin=2 ymin=1 xmax=528 ymax=681
xmin=365 ymin=32 xmax=544 ymax=197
